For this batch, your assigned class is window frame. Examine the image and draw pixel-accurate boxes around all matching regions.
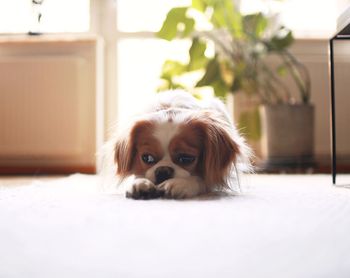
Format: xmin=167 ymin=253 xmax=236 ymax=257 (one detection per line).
xmin=90 ymin=0 xmax=159 ymax=138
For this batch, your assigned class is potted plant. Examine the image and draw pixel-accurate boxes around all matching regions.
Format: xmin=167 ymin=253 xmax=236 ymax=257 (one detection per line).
xmin=156 ymin=0 xmax=313 ymax=169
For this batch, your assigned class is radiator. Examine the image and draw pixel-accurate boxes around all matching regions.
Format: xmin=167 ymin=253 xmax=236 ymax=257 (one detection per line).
xmin=0 ymin=36 xmax=103 ymax=174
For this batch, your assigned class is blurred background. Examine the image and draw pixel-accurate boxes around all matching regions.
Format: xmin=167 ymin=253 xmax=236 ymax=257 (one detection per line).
xmin=0 ymin=0 xmax=349 ymax=174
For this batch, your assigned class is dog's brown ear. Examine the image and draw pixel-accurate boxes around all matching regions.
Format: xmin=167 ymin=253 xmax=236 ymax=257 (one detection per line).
xmin=114 ymin=120 xmax=154 ymax=177
xmin=189 ymin=112 xmax=240 ymax=187
xmin=114 ymin=136 xmax=133 ymax=177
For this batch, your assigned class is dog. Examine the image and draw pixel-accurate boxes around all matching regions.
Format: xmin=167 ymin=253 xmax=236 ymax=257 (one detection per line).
xmin=112 ymin=90 xmax=251 ymax=199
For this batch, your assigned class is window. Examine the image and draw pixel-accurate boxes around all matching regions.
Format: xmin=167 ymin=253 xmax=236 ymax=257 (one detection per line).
xmin=117 ymin=39 xmax=190 ymax=122
xmin=0 ymin=0 xmax=90 ymax=33
xmin=115 ymin=0 xmax=190 ymax=123
xmin=117 ymin=0 xmax=190 ymax=32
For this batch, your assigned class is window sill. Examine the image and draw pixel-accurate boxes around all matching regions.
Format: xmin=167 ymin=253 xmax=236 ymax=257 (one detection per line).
xmin=0 ymin=33 xmax=100 ymax=45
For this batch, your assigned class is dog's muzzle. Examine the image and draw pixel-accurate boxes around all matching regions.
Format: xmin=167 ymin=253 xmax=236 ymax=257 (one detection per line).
xmin=155 ymin=166 xmax=174 ymax=185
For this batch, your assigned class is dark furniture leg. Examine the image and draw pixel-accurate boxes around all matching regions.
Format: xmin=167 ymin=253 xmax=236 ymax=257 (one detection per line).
xmin=329 ymin=38 xmax=336 ymax=184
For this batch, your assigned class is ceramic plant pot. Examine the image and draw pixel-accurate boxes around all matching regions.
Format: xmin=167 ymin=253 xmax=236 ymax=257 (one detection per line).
xmin=259 ymin=104 xmax=315 ymax=169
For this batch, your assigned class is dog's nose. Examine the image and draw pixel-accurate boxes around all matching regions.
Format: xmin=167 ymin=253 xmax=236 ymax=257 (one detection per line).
xmin=155 ymin=166 xmax=174 ymax=184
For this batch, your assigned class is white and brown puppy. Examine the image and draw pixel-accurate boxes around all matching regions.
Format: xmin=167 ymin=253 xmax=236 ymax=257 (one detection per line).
xmin=114 ymin=91 xmax=251 ymax=199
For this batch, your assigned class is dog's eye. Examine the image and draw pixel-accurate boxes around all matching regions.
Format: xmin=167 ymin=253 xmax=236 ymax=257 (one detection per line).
xmin=177 ymin=154 xmax=195 ymax=165
xmin=141 ymin=154 xmax=156 ymax=164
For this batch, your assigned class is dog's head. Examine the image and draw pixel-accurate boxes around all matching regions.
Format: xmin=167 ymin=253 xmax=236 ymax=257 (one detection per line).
xmin=114 ymin=109 xmax=243 ymax=189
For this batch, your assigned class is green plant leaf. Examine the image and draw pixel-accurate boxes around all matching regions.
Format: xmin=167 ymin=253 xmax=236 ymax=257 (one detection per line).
xmin=157 ymin=78 xmax=186 ymax=92
xmin=211 ymin=0 xmax=242 ymax=37
xmin=229 ymin=61 xmax=246 ymax=92
xmin=243 ymin=13 xmax=268 ymax=38
xmin=196 ymin=57 xmax=221 ymax=87
xmin=160 ymin=60 xmax=187 ymax=79
xmin=188 ymin=37 xmax=208 ymax=71
xmin=192 ymin=0 xmax=207 ymax=12
xmin=212 ymin=79 xmax=228 ymax=98
xmin=268 ymin=27 xmax=294 ymax=51
xmin=157 ymin=7 xmax=194 ymax=41
xmin=230 ymin=77 xmax=242 ymax=92
xmin=183 ymin=17 xmax=196 ymax=37
xmin=195 ymin=56 xmax=229 ymax=97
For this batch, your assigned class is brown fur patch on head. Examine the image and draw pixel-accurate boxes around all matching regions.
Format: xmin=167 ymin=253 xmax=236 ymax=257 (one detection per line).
xmin=114 ymin=120 xmax=156 ymax=178
xmin=185 ymin=111 xmax=240 ymax=188
xmin=169 ymin=125 xmax=203 ymax=174
xmin=132 ymin=130 xmax=164 ymax=177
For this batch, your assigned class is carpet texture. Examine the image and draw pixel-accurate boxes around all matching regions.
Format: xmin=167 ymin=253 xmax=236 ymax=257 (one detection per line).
xmin=1 ymin=174 xmax=350 ymax=278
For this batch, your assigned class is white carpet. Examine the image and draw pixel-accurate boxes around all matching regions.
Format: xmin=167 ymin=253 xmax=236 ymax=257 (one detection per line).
xmin=1 ymin=174 xmax=350 ymax=278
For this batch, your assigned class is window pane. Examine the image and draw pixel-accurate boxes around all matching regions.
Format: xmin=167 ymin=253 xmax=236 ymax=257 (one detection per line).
xmin=117 ymin=0 xmax=190 ymax=32
xmin=117 ymin=39 xmax=190 ymax=123
xmin=0 ymin=0 xmax=89 ymax=33
xmin=0 ymin=0 xmax=31 ymax=33
xmin=40 ymin=0 xmax=90 ymax=32
xmin=240 ymin=0 xmax=336 ymax=37
xmin=281 ymin=0 xmax=336 ymax=37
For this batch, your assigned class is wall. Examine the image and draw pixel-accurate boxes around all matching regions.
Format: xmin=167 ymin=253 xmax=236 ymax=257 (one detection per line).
xmin=289 ymin=39 xmax=349 ymax=166
xmin=0 ymin=35 xmax=104 ymax=173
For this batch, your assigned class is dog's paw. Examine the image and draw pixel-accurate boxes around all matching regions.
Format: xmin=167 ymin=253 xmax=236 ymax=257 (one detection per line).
xmin=158 ymin=178 xmax=201 ymax=199
xmin=126 ymin=178 xmax=164 ymax=200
